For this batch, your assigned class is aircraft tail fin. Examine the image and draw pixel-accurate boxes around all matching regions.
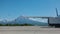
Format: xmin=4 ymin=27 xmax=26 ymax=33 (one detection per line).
xmin=56 ymin=8 xmax=58 ymax=16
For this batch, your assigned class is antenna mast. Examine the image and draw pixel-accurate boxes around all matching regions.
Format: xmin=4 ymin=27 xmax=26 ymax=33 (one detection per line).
xmin=56 ymin=8 xmax=58 ymax=16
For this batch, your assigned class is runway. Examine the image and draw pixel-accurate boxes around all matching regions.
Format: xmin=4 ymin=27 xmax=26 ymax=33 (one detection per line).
xmin=0 ymin=26 xmax=60 ymax=34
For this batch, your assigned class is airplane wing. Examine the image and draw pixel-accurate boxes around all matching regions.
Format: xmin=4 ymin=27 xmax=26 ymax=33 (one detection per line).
xmin=23 ymin=16 xmax=52 ymax=19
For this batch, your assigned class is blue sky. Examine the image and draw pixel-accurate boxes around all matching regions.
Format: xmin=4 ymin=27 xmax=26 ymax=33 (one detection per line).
xmin=0 ymin=0 xmax=60 ymax=19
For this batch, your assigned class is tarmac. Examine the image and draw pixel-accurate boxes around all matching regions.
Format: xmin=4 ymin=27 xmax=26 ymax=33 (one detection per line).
xmin=0 ymin=26 xmax=60 ymax=34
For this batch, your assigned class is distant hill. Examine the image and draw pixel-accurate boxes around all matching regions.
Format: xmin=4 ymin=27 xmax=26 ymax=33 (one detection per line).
xmin=11 ymin=16 xmax=48 ymax=26
xmin=0 ymin=16 xmax=48 ymax=26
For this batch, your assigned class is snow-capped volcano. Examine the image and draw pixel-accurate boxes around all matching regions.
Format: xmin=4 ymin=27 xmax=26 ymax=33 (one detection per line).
xmin=12 ymin=16 xmax=48 ymax=26
xmin=0 ymin=16 xmax=48 ymax=26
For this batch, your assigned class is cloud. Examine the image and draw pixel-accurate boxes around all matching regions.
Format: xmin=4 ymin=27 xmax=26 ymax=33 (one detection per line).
xmin=29 ymin=18 xmax=48 ymax=23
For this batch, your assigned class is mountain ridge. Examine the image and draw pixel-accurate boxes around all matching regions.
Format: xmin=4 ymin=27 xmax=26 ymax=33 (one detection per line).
xmin=0 ymin=16 xmax=48 ymax=26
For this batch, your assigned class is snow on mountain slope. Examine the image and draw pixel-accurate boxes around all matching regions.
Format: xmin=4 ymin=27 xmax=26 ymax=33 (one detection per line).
xmin=0 ymin=16 xmax=48 ymax=26
xmin=13 ymin=16 xmax=48 ymax=26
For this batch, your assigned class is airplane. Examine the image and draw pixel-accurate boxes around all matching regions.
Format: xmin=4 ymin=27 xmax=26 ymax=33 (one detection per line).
xmin=23 ymin=8 xmax=60 ymax=27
